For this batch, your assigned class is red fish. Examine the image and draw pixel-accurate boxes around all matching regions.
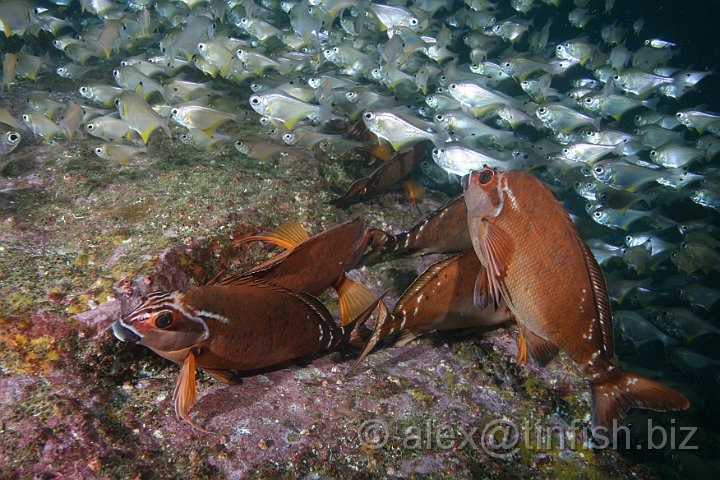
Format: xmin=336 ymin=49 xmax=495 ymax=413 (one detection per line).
xmin=112 ymin=220 xmax=380 ymax=430
xmin=233 ymin=219 xmax=376 ymax=325
xmin=463 ymin=168 xmax=689 ymax=431
xmin=360 ymin=195 xmax=472 ymax=266
xmin=331 ymin=140 xmax=430 ymax=208
xmin=352 ymin=250 xmax=513 ymax=370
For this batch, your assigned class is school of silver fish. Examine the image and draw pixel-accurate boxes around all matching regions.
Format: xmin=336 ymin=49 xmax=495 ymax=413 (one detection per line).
xmin=2 ymin=0 xmax=719 ymax=459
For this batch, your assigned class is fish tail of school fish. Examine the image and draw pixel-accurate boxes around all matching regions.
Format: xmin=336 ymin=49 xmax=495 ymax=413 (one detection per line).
xmin=590 ymin=361 xmax=689 ymax=434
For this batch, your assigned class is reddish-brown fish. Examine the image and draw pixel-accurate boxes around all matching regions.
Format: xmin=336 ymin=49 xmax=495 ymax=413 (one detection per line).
xmin=331 ymin=140 xmax=430 ymax=208
xmin=463 ymin=168 xmax=689 ymax=432
xmin=351 ymin=250 xmax=513 ymax=370
xmin=360 ymin=195 xmax=473 ymax=266
xmin=113 ymin=277 xmax=378 ymax=430
xmin=112 ymin=220 xmax=381 ymax=430
xmin=233 ymin=219 xmax=376 ymax=325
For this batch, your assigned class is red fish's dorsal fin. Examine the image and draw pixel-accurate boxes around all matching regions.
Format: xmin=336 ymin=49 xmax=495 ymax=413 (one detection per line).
xmin=337 ymin=276 xmax=376 ymax=327
xmin=576 ymin=233 xmax=615 ymax=356
xmin=235 ymin=221 xmax=311 ymax=250
xmin=173 ymin=351 xmax=214 ymax=433
xmin=397 ymin=252 xmax=466 ymax=310
xmin=479 ymin=219 xmax=515 ymax=308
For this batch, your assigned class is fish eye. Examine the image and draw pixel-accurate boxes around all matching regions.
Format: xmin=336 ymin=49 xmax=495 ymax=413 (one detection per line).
xmin=449 ymin=83 xmax=457 ymax=90
xmin=650 ymin=150 xmax=657 ymax=156
xmin=171 ymin=108 xmax=178 ymax=115
xmin=80 ymin=86 xmax=88 ymax=93
xmin=113 ymin=69 xmax=120 ymax=77
xmin=562 ymin=148 xmax=569 ymax=154
xmin=7 ymin=132 xmax=19 ymax=143
xmin=680 ymin=225 xmax=689 ymax=233
xmin=87 ymin=124 xmax=94 ymax=130
xmin=521 ymin=81 xmax=528 ymax=86
xmin=613 ymin=74 xmax=620 ymax=81
xmin=251 ymin=97 xmax=260 ymax=105
xmin=333 ymin=47 xmax=339 ymax=53
xmin=538 ymin=107 xmax=546 ymax=114
xmin=155 ymin=312 xmax=173 ymax=329
xmin=593 ymin=211 xmax=602 ymax=218
xmin=409 ymin=18 xmax=418 ymax=26
xmin=477 ymin=169 xmax=494 ymax=185
xmin=594 ymin=166 xmax=604 ymax=174
xmin=114 ymin=99 xmax=120 ymax=106
xmin=504 ymin=62 xmax=511 ymax=68
xmin=675 ymin=112 xmax=682 ymax=118
xmin=585 ymin=97 xmax=593 ymax=103
xmin=181 ymin=134 xmax=188 ymax=140
xmin=681 ymin=242 xmax=689 ymax=250
xmin=22 ymin=114 xmax=29 ymax=121
xmin=625 ymin=235 xmax=632 ymax=242
xmin=556 ymin=45 xmax=562 ymax=51
xmin=435 ymin=114 xmax=444 ymax=121
xmin=364 ymin=112 xmax=373 ymax=120
xmin=95 ymin=147 xmax=103 ymax=155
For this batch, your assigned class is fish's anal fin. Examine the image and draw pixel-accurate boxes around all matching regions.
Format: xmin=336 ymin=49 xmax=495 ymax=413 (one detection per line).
xmin=205 ymin=368 xmax=243 ymax=385
xmin=480 ymin=219 xmax=515 ymax=308
xmin=394 ymin=328 xmax=421 ymax=347
xmin=516 ymin=325 xmax=528 ymax=365
xmin=474 ymin=269 xmax=490 ymax=310
xmin=347 ymin=300 xmax=392 ymax=373
xmin=173 ymin=352 xmax=214 ymax=433
xmin=522 ymin=327 xmax=559 ymax=366
xmin=235 ymin=221 xmax=311 ymax=250
xmin=337 ymin=276 xmax=376 ymax=327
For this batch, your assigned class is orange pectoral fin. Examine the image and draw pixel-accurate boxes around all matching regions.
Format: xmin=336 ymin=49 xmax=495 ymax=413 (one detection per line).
xmin=235 ymin=221 xmax=311 ymax=250
xmin=173 ymin=352 xmax=213 ymax=433
xmin=479 ymin=220 xmax=515 ymax=308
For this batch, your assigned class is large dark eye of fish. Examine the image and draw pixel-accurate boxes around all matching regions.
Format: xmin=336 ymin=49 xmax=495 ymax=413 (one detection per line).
xmin=478 ymin=169 xmax=494 ymax=185
xmin=155 ymin=312 xmax=174 ymax=329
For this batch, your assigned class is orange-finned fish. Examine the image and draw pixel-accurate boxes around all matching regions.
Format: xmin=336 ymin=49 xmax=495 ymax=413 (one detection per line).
xmin=463 ymin=167 xmax=689 ymax=432
xmin=331 ymin=140 xmax=429 ymax=208
xmin=113 ymin=277 xmax=378 ymax=431
xmin=112 ymin=220 xmax=380 ymax=430
xmin=351 ymin=250 xmax=513 ymax=370
xmin=360 ymin=195 xmax=472 ymax=266
xmin=233 ymin=219 xmax=376 ymax=326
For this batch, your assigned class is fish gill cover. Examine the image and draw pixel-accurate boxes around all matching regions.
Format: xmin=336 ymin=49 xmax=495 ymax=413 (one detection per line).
xmin=0 ymin=0 xmax=719 ymax=478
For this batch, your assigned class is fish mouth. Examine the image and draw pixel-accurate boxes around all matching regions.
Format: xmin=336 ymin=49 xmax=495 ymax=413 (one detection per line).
xmin=112 ymin=320 xmax=141 ymax=343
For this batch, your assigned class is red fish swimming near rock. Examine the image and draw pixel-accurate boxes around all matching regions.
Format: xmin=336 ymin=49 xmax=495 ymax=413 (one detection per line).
xmin=463 ymin=167 xmax=689 ymax=432
xmin=112 ymin=220 xmax=379 ymax=430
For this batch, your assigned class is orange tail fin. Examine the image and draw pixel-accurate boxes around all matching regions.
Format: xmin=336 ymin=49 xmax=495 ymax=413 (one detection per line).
xmin=592 ymin=367 xmax=689 ymax=434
